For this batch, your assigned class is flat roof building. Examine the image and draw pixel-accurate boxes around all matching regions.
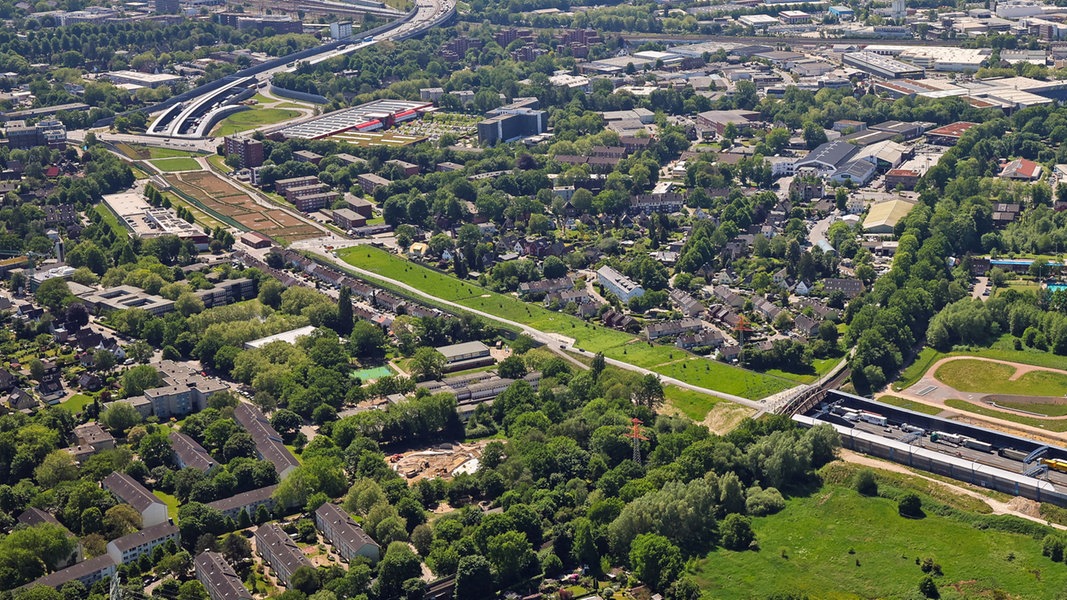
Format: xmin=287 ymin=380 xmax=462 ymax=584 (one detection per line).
xmin=245 ymin=325 xmax=319 ymax=349
xmin=104 ymin=70 xmax=183 ymax=89
xmin=863 ymin=198 xmax=917 ymax=233
xmin=435 ymin=341 xmax=491 ymax=364
xmin=843 ymin=51 xmax=924 ymax=79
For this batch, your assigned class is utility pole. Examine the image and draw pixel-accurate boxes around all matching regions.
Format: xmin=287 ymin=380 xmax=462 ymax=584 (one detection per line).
xmin=624 ymin=418 xmax=647 ymax=464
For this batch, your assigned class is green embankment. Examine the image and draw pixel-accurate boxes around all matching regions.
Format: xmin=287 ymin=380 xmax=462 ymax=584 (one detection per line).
xmin=336 ymin=247 xmax=797 ymax=399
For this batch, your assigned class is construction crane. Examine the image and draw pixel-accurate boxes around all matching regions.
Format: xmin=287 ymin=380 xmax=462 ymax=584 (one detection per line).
xmin=624 ymin=417 xmax=647 ymax=464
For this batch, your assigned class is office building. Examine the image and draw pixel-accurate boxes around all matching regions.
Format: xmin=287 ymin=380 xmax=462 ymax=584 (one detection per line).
xmin=330 ymin=21 xmax=353 ymax=40
xmin=477 ymin=109 xmax=547 ymax=145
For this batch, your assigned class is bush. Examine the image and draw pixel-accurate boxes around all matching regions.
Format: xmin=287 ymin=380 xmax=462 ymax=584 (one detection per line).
xmin=720 ymin=514 xmax=755 ymax=551
xmin=1043 ymin=534 xmax=1064 ymax=562
xmin=853 ymin=470 xmax=878 ymax=496
xmin=918 ymin=575 xmax=939 ymax=599
xmin=898 ymin=494 xmax=922 ymax=518
xmin=745 ymin=487 xmax=786 ymax=516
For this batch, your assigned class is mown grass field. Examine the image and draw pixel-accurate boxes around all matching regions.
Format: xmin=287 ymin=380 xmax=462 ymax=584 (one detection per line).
xmin=149 ymin=157 xmax=201 ymax=172
xmin=664 ymin=385 xmax=722 ymax=421
xmin=690 ymin=469 xmax=1067 ymax=599
xmin=935 ymin=359 xmax=1067 ymax=397
xmin=153 ymin=490 xmax=181 ymax=520
xmin=58 ymin=393 xmax=94 ymax=414
xmin=944 ymin=399 xmax=1067 ymax=432
xmin=876 ymin=395 xmax=944 ymax=415
xmin=895 ymin=335 xmax=1067 ymax=391
xmin=211 ymin=108 xmax=302 ymax=136
xmin=336 ymin=246 xmax=797 ymax=399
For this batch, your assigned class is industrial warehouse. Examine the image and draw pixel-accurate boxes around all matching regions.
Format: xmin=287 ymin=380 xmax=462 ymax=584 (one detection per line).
xmin=276 ymin=99 xmax=433 ymax=139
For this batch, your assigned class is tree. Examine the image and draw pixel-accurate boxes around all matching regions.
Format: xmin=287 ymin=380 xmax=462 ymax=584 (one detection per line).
xmin=270 ymin=409 xmax=302 ymax=441
xmin=123 ymin=365 xmax=164 ymax=396
xmin=175 ymin=292 xmax=205 ymax=316
xmin=258 ymin=279 xmax=285 ymax=309
xmin=633 ymin=374 xmax=664 ymax=411
xmin=454 ymin=555 xmax=494 ymax=600
xmin=898 ymin=493 xmax=922 ymax=518
xmin=854 ymin=470 xmax=878 ymax=496
xmin=486 ymin=530 xmax=537 ymax=586
xmin=409 ymin=347 xmax=445 ymax=381
xmin=35 ymin=278 xmax=72 ymax=311
xmin=919 ymin=576 xmax=940 ymax=599
xmin=337 ymin=287 xmax=354 ymax=336
xmin=34 ymin=450 xmax=79 ymax=487
xmin=290 ymin=565 xmax=320 ymax=594
xmin=629 ymin=533 xmax=682 ymax=592
xmin=100 ymin=403 xmax=143 ymax=434
xmin=542 ymin=256 xmax=568 ymax=279
xmin=591 ymin=352 xmax=606 ymax=381
xmin=139 ymin=433 xmax=175 ymax=469
xmin=93 ymin=349 xmax=117 ymax=372
xmin=350 ymin=321 xmax=387 ymax=361
xmin=496 ymin=355 xmax=527 ymax=380
xmin=719 ymin=514 xmax=754 ymax=550
xmin=376 ymin=542 xmax=421 ymax=599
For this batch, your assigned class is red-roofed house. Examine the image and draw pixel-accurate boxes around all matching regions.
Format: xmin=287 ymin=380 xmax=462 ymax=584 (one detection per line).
xmin=884 ymin=169 xmax=921 ymax=191
xmin=1000 ymin=158 xmax=1042 ymax=181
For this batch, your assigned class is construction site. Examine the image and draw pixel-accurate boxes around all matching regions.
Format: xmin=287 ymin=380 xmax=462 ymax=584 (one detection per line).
xmin=389 ymin=440 xmax=488 ymax=483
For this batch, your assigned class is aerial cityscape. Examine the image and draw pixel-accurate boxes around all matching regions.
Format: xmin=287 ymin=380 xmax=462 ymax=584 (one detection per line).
xmin=3 ymin=0 xmax=1067 ymax=598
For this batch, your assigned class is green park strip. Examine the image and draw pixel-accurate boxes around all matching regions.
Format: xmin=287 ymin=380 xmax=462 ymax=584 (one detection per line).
xmin=148 ymin=157 xmax=201 ymax=172
xmin=691 ymin=468 xmax=1065 ymax=599
xmin=210 ymin=108 xmax=303 ymax=137
xmin=664 ymin=385 xmax=721 ymax=422
xmin=875 ymin=395 xmax=944 ymax=416
xmin=944 ymin=399 xmax=1067 ymax=432
xmin=336 ymin=246 xmax=796 ymax=399
xmin=934 ymin=359 xmax=1067 ymax=397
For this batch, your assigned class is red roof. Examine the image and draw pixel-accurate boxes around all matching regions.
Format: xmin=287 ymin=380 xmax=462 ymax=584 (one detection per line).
xmin=886 ymin=169 xmax=920 ymax=177
xmin=927 ymin=121 xmax=977 ymax=138
xmin=45 ymin=166 xmax=60 ymax=177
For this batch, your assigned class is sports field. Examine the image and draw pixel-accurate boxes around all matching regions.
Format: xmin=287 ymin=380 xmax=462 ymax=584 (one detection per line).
xmin=337 ymin=246 xmax=797 ymax=400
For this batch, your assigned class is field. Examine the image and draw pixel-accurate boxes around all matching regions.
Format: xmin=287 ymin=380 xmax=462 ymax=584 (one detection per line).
xmin=210 ymin=107 xmax=303 ymax=136
xmin=164 ymin=171 xmax=321 ymax=241
xmin=895 ymin=335 xmax=1067 ymax=391
xmin=934 ymin=359 xmax=1067 ymax=397
xmin=153 ymin=491 xmax=181 ymax=520
xmin=876 ymin=395 xmax=944 ymax=415
xmin=149 ymin=157 xmax=201 ymax=172
xmin=94 ymin=204 xmax=127 ymax=238
xmin=690 ymin=471 xmax=1067 ymax=599
xmin=336 ymin=246 xmax=796 ymax=400
xmin=58 ymin=393 xmax=94 ymax=414
xmin=664 ymin=385 xmax=721 ymax=421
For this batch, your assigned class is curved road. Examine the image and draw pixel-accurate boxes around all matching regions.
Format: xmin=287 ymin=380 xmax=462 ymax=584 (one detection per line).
xmin=304 ymin=245 xmax=767 ymax=409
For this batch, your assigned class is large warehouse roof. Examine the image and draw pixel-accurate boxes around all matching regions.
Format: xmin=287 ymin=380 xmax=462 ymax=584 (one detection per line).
xmin=863 ymin=198 xmax=917 ymax=233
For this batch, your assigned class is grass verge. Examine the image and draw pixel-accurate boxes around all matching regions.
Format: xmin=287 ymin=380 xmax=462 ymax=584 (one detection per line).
xmin=935 ymin=359 xmax=1067 ymax=397
xmin=876 ymin=395 xmax=944 ymax=415
xmin=944 ymin=399 xmax=1067 ymax=432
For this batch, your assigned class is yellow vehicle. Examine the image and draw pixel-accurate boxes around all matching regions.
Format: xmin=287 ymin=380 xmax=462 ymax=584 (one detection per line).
xmin=1040 ymin=458 xmax=1067 ymax=473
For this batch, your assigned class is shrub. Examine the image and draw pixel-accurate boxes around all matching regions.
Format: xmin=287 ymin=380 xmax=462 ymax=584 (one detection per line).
xmin=853 ymin=470 xmax=878 ymax=496
xmin=898 ymin=494 xmax=922 ymax=518
xmin=918 ymin=575 xmax=939 ymax=599
xmin=745 ymin=487 xmax=786 ymax=516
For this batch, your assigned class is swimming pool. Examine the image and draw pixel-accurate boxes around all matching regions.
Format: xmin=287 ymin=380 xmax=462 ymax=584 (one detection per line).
xmin=1048 ymin=284 xmax=1067 ymax=293
xmin=352 ymin=366 xmax=394 ymax=381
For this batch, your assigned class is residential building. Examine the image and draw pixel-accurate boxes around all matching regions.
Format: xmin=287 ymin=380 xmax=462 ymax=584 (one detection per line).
xmin=255 ymin=523 xmax=312 ymax=586
xmin=234 ymin=404 xmax=300 ymax=479
xmin=630 ymin=192 xmax=686 ymax=214
xmin=645 ymin=318 xmax=704 ymax=341
xmin=329 ymin=21 xmax=353 ymax=40
xmin=676 ymin=330 xmax=725 ymax=350
xmin=154 ymin=0 xmax=179 ymax=13
xmin=358 ymin=173 xmax=391 ymax=195
xmin=21 ymin=555 xmax=116 ymax=591
xmin=195 ymin=551 xmax=252 ymax=600
xmin=207 ymin=485 xmax=279 ymax=520
xmin=170 ymin=431 xmax=216 ymax=473
xmin=345 ymin=196 xmax=374 ymax=217
xmin=4 ymin=119 xmax=67 ymax=149
xmin=386 ymin=159 xmax=419 ymax=177
xmin=315 ymin=503 xmax=381 ymax=564
xmin=669 ymin=289 xmax=705 ymax=317
xmin=73 ymin=422 xmax=115 ymax=451
xmin=18 ymin=508 xmax=81 ymax=567
xmin=1001 ymin=158 xmax=1042 ymax=180
xmin=274 ymin=176 xmax=320 ymax=195
xmin=224 ymin=136 xmax=264 ymax=169
xmin=106 ymin=523 xmax=179 ymax=565
xmin=294 ymin=150 xmax=323 ymax=165
xmin=695 ymin=110 xmax=761 ymax=135
xmin=885 ymin=169 xmax=921 ymax=190
xmin=102 ymin=472 xmax=168 ymax=528
xmin=821 ymin=278 xmax=865 ymax=298
xmin=597 ymin=265 xmax=644 ymax=303
xmin=332 ymin=208 xmax=367 ymax=230
xmin=518 ymin=277 xmax=574 ymax=297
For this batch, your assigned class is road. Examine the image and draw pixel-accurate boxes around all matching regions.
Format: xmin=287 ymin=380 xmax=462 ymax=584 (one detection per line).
xmin=304 ymin=245 xmax=767 ymax=409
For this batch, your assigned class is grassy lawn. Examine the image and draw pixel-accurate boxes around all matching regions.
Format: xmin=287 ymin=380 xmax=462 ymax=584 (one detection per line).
xmin=935 ymin=359 xmax=1067 ymax=396
xmin=997 ymin=399 xmax=1067 ymax=416
xmin=894 ymin=346 xmax=941 ymax=391
xmin=211 ymin=108 xmax=302 ymax=136
xmin=944 ymin=399 xmax=1067 ymax=432
xmin=153 ymin=491 xmax=181 ymax=521
xmin=58 ymin=393 xmax=94 ymax=414
xmin=895 ymin=336 xmax=1067 ymax=391
xmin=690 ymin=476 xmax=1064 ymax=599
xmin=767 ymin=355 xmax=841 ymax=384
xmin=336 ymin=246 xmax=794 ymax=399
xmin=149 ymin=157 xmax=201 ymax=172
xmin=876 ymin=395 xmax=944 ymax=415
xmin=206 ymin=154 xmax=231 ymax=174
xmin=665 ymin=385 xmax=721 ymax=421
xmin=94 ymin=204 xmax=127 ymax=237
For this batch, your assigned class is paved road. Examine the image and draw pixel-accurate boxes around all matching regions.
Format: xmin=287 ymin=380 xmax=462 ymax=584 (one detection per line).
xmin=305 ymin=245 xmax=766 ymax=409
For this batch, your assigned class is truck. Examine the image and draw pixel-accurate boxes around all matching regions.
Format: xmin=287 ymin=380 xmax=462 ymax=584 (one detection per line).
xmin=843 ymin=411 xmax=860 ymax=423
xmin=964 ymin=438 xmax=993 ymax=453
xmin=901 ymin=424 xmax=925 ymax=435
xmin=998 ymin=448 xmax=1029 ymax=462
xmin=1041 ymin=458 xmax=1067 ymax=474
xmin=931 ymin=431 xmax=963 ymax=445
xmin=859 ymin=411 xmax=888 ymax=426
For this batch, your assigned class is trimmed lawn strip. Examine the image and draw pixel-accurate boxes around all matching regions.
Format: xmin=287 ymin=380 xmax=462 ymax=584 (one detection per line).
xmin=335 ymin=246 xmax=794 ymax=398
xmin=153 ymin=490 xmax=181 ymax=521
xmin=149 ymin=157 xmax=201 ymax=172
xmin=94 ymin=204 xmax=127 ymax=237
xmin=944 ymin=399 xmax=1067 ymax=432
xmin=876 ymin=395 xmax=944 ymax=415
xmin=211 ymin=108 xmax=302 ymax=136
xmin=691 ymin=467 xmax=1063 ymax=599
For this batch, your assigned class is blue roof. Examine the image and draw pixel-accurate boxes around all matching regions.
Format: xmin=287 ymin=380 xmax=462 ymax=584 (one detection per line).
xmin=990 ymin=259 xmax=1064 ymax=266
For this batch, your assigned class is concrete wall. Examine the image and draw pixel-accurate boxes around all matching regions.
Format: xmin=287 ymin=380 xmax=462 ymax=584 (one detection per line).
xmin=267 ymin=83 xmax=328 ymax=105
